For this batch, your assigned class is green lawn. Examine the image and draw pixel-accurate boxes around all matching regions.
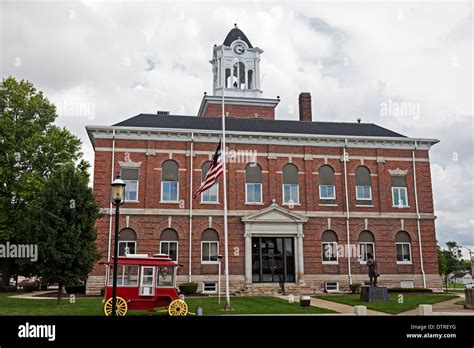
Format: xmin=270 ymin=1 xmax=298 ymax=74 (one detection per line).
xmin=0 ymin=293 xmax=335 ymax=316
xmin=314 ymin=294 xmax=458 ymax=314
xmin=455 ymin=300 xmax=465 ymax=306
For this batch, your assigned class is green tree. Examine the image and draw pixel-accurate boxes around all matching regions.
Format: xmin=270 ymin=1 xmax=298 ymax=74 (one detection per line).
xmin=0 ymin=76 xmax=81 ymax=285
xmin=437 ymin=242 xmax=447 ymax=276
xmin=26 ymin=162 xmax=101 ymax=303
xmin=442 ymin=241 xmax=470 ymax=275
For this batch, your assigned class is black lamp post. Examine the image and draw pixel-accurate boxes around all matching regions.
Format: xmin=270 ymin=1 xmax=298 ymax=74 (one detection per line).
xmin=111 ymin=173 xmax=126 ymax=316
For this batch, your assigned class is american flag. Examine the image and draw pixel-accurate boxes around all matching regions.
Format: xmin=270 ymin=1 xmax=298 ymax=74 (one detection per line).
xmin=193 ymin=141 xmax=223 ymax=199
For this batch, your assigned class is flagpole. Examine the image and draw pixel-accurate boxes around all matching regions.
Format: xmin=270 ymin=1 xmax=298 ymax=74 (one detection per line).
xmin=221 ymin=46 xmax=231 ymax=309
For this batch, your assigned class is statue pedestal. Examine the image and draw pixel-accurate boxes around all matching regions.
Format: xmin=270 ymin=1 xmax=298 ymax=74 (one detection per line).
xmin=360 ymin=286 xmax=390 ymax=302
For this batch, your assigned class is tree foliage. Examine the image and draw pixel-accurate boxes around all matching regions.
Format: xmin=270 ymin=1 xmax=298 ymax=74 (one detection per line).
xmin=0 ymin=76 xmax=83 ymax=285
xmin=25 ymin=162 xmax=101 ymax=303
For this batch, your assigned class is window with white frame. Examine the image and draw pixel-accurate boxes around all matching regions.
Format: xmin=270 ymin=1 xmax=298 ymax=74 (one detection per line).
xmin=121 ymin=168 xmax=139 ymax=202
xmin=396 ymin=231 xmax=412 ymax=263
xmin=324 ymin=282 xmax=339 ymax=292
xmin=139 ymin=266 xmax=155 ymax=296
xmin=319 ymin=165 xmax=336 ymax=202
xmin=355 ymin=166 xmax=372 ymax=203
xmin=322 ymin=230 xmax=338 ymax=263
xmin=201 ymin=161 xmax=219 ymax=203
xmin=118 ymin=228 xmax=137 ymax=256
xmin=391 ymin=175 xmax=408 ymax=207
xmin=160 ymin=229 xmax=178 ymax=261
xmin=282 ymin=163 xmax=299 ymax=204
xmin=358 ymin=230 xmax=375 ymax=263
xmin=161 ymin=160 xmax=179 ymax=202
xmin=107 ymin=265 xmax=139 ymax=286
xmin=201 ymin=229 xmax=219 ymax=263
xmin=203 ymin=282 xmax=217 ymax=293
xmin=245 ymin=163 xmax=262 ymax=203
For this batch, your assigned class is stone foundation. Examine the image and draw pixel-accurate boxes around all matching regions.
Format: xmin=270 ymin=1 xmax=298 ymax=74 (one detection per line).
xmin=87 ymin=273 xmax=443 ymax=296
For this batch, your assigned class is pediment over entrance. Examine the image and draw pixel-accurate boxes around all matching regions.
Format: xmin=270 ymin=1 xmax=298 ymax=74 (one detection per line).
xmin=241 ymin=203 xmax=308 ymax=224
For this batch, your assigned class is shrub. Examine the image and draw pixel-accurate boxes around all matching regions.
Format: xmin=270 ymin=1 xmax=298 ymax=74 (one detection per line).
xmin=349 ymin=284 xmax=361 ymax=293
xmin=23 ymin=284 xmax=40 ymax=292
xmin=179 ymin=282 xmax=198 ymax=294
xmin=65 ymin=285 xmax=86 ymax=294
xmin=100 ymin=287 xmax=105 ymax=296
xmin=388 ymin=287 xmax=432 ymax=293
xmin=0 ymin=285 xmax=17 ymax=292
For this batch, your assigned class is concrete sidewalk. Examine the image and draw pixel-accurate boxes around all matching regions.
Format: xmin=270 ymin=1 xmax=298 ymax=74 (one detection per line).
xmin=398 ymin=294 xmax=474 ymax=316
xmin=277 ymin=295 xmax=389 ymax=316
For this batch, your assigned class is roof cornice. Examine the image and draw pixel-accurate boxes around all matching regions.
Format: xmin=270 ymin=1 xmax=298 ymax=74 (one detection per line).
xmin=86 ymin=125 xmax=439 ymax=150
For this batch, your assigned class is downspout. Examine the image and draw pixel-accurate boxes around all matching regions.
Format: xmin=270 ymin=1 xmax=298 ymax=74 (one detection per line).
xmin=107 ymin=129 xmax=116 ymax=261
xmin=343 ymin=138 xmax=352 ymax=284
xmin=188 ymin=132 xmax=194 ymax=283
xmin=412 ymin=141 xmax=426 ymax=288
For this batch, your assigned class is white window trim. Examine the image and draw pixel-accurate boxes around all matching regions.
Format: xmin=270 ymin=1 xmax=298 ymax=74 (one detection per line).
xmin=319 ymin=185 xmax=336 ymax=200
xmin=201 ymin=183 xmax=219 ymax=204
xmin=358 ymin=242 xmax=375 ymax=264
xmin=160 ymin=241 xmax=179 ymax=262
xmin=107 ymin=265 xmax=139 ymax=287
xmin=282 ymin=184 xmax=299 ymax=204
xmin=322 ymin=242 xmax=339 ymax=264
xmin=245 ymin=183 xmax=263 ymax=204
xmin=324 ymin=281 xmax=339 ymax=292
xmin=201 ymin=241 xmax=220 ymax=264
xmin=392 ymin=186 xmax=408 ymax=207
xmin=123 ymin=179 xmax=139 ymax=203
xmin=118 ymin=241 xmax=136 ymax=256
xmin=396 ymin=242 xmax=412 ymax=264
xmin=356 ymin=185 xmax=372 ymax=200
xmin=202 ymin=282 xmax=218 ymax=294
xmin=161 ymin=181 xmax=180 ymax=203
xmin=139 ymin=266 xmax=156 ymax=296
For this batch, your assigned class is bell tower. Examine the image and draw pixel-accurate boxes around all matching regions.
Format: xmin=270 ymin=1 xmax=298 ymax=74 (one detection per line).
xmin=210 ymin=24 xmax=263 ymax=98
xmin=198 ymin=24 xmax=280 ymax=120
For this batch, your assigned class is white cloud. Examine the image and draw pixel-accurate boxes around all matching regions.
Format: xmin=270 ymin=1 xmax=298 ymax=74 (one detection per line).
xmin=1 ymin=0 xmax=472 ymax=252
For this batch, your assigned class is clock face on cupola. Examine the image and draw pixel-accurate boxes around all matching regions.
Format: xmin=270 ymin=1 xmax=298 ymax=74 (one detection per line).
xmin=210 ymin=24 xmax=264 ymax=98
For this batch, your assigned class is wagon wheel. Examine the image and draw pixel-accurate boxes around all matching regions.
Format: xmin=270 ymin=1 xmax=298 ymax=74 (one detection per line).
xmin=104 ymin=297 xmax=128 ymax=316
xmin=168 ymin=299 xmax=188 ymax=316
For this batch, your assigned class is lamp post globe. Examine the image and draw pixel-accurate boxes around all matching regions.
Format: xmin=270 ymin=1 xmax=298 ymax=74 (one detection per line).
xmin=110 ymin=173 xmax=126 ymax=316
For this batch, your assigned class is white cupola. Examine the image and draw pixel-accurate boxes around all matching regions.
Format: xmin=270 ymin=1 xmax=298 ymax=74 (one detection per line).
xmin=210 ymin=24 xmax=263 ymax=98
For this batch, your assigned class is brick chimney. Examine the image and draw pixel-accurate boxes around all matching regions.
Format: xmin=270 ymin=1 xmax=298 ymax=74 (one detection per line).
xmin=299 ymin=92 xmax=312 ymax=122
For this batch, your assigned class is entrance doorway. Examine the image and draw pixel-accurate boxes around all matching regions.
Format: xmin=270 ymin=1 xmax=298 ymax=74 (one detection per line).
xmin=251 ymin=237 xmax=295 ymax=283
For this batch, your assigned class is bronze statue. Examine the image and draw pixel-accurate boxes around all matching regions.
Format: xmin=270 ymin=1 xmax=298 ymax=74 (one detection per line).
xmin=366 ymin=253 xmax=380 ymax=286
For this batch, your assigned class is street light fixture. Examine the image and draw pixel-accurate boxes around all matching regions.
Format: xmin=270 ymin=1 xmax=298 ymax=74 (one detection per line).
xmin=110 ymin=173 xmax=126 ymax=317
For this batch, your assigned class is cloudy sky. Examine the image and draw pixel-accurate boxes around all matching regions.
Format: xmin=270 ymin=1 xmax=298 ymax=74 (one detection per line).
xmin=1 ymin=0 xmax=472 ymax=257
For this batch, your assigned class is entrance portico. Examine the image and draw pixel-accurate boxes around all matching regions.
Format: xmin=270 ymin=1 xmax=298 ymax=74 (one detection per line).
xmin=241 ymin=202 xmax=307 ymax=285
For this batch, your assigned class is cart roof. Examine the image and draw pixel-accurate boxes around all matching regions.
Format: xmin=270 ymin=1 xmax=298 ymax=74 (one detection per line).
xmin=103 ymin=254 xmax=178 ymax=267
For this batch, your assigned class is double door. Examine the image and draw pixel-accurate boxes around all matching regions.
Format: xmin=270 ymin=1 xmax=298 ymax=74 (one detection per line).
xmin=251 ymin=237 xmax=295 ymax=283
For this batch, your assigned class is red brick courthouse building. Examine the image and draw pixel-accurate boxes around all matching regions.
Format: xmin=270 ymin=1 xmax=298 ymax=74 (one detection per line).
xmin=86 ymin=26 xmax=441 ymax=294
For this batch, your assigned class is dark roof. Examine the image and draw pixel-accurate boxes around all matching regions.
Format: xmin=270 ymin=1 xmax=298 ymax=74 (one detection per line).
xmin=113 ymin=114 xmax=406 ymax=138
xmin=223 ymin=27 xmax=253 ymax=48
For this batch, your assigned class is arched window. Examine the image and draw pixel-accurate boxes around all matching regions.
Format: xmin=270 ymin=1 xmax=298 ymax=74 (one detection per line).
xmin=201 ymin=229 xmax=219 ymax=263
xmin=118 ymin=228 xmax=137 ymax=256
xmin=322 ymin=230 xmax=338 ymax=263
xmin=355 ymin=166 xmax=372 ymax=203
xmin=391 ymin=175 xmax=408 ymax=207
xmin=396 ymin=231 xmax=412 ymax=263
xmin=201 ymin=161 xmax=218 ymax=203
xmin=319 ymin=165 xmax=336 ymax=201
xmin=282 ymin=164 xmax=299 ymax=204
xmin=358 ymin=230 xmax=375 ymax=262
xmin=161 ymin=160 xmax=179 ymax=202
xmin=160 ymin=229 xmax=179 ymax=261
xmin=121 ymin=167 xmax=139 ymax=202
xmin=232 ymin=61 xmax=246 ymax=89
xmin=245 ymin=163 xmax=262 ymax=203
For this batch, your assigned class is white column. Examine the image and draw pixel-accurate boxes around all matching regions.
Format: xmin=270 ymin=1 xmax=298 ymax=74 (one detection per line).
xmin=245 ymin=232 xmax=252 ymax=284
xmin=297 ymin=226 xmax=305 ymax=285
